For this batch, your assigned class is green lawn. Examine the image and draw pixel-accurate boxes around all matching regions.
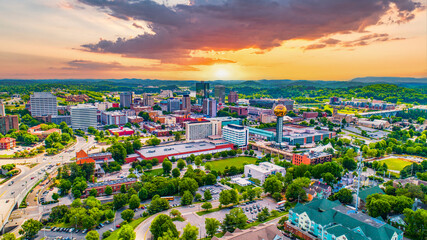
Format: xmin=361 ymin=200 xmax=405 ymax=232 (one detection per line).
xmin=378 ymin=158 xmax=414 ymax=171
xmin=144 ymin=168 xmax=163 ymax=176
xmin=105 ymin=216 xmax=148 ymax=240
xmin=207 ymin=157 xmax=257 ymax=172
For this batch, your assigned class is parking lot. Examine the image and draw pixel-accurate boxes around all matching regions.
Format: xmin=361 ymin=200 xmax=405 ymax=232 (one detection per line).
xmin=178 ymin=197 xmax=279 ymax=238
xmin=196 ymin=184 xmax=227 ymax=201
xmin=36 ymin=207 xmax=147 ymax=240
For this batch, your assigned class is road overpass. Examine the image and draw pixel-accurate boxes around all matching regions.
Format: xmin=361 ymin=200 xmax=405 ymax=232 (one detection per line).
xmin=0 ymin=136 xmax=95 ymax=233
xmin=359 ymin=109 xmax=402 ymax=118
xmin=248 ymin=142 xmax=293 ymax=160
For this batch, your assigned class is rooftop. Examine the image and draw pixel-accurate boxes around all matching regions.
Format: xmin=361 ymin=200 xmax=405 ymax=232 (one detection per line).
xmin=87 ymin=178 xmax=137 ymax=189
xmin=136 ymin=141 xmax=224 ymax=158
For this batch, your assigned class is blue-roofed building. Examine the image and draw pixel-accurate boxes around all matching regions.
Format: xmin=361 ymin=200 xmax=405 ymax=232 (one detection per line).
xmin=285 ymin=198 xmax=403 ymax=240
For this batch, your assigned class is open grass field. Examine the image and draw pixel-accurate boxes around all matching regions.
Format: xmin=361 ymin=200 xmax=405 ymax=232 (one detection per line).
xmin=144 ymin=168 xmax=163 ymax=176
xmin=208 ymin=157 xmax=257 ymax=172
xmin=378 ymin=158 xmax=414 ymax=171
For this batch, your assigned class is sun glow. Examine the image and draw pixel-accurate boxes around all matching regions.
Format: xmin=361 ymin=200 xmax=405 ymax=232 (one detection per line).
xmin=215 ymin=69 xmax=230 ymax=79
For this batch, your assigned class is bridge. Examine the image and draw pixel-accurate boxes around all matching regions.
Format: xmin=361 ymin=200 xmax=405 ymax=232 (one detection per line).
xmin=248 ymin=142 xmax=293 ymax=160
xmin=359 ymin=109 xmax=402 ymax=118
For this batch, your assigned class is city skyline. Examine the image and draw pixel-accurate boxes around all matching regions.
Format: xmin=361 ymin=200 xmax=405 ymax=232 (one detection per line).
xmin=0 ymin=0 xmax=426 ymax=80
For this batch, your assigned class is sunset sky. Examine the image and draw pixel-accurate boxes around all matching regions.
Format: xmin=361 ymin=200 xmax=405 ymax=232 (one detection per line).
xmin=0 ymin=0 xmax=426 ymax=80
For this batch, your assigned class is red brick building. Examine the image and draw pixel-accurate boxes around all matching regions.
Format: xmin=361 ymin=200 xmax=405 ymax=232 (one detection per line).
xmin=0 ymin=137 xmax=16 ymax=150
xmin=0 ymin=115 xmax=19 ymax=135
xmin=229 ymin=106 xmax=248 ymax=116
xmin=292 ymin=151 xmax=333 ymax=165
xmin=303 ymin=112 xmax=318 ymax=119
xmin=82 ymin=178 xmax=137 ymax=197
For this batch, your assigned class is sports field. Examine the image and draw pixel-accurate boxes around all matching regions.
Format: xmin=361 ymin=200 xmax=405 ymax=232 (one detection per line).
xmin=208 ymin=157 xmax=257 ymax=172
xmin=378 ymin=158 xmax=414 ymax=171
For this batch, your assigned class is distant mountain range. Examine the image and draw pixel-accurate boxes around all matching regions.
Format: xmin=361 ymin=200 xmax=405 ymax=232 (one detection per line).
xmin=1 ymin=76 xmax=426 ymax=89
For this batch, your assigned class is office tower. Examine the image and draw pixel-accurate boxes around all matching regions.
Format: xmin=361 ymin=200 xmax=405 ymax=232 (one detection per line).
xmin=167 ymin=98 xmax=181 ymax=112
xmin=214 ymin=85 xmax=226 ymax=103
xmin=196 ymin=81 xmax=209 ymax=104
xmin=120 ymin=92 xmax=133 ymax=108
xmin=203 ymin=98 xmax=217 ymax=117
xmin=30 ymin=92 xmax=57 ymax=117
xmin=185 ymin=121 xmax=220 ymax=141
xmin=143 ymin=93 xmax=154 ymax=107
xmin=70 ymin=105 xmax=98 ymax=130
xmin=228 ymin=91 xmax=238 ymax=104
xmin=0 ymin=102 xmax=5 ymax=116
xmin=0 ymin=115 xmax=19 ymax=135
xmin=181 ymin=94 xmax=191 ymax=112
xmin=222 ymin=124 xmax=249 ymax=147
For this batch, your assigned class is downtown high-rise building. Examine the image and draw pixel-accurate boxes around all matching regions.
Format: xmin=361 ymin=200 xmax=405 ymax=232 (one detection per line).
xmin=203 ymin=98 xmax=217 ymax=117
xmin=181 ymin=94 xmax=191 ymax=112
xmin=196 ymin=81 xmax=209 ymax=104
xmin=142 ymin=93 xmax=154 ymax=107
xmin=214 ymin=85 xmax=226 ymax=103
xmin=30 ymin=92 xmax=57 ymax=117
xmin=70 ymin=104 xmax=98 ymax=130
xmin=167 ymin=98 xmax=181 ymax=112
xmin=120 ymin=92 xmax=133 ymax=108
xmin=228 ymin=91 xmax=238 ymax=104
xmin=0 ymin=101 xmax=5 ymax=116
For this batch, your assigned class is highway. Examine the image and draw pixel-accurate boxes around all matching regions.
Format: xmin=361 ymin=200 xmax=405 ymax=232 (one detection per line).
xmin=0 ymin=136 xmax=95 ymax=232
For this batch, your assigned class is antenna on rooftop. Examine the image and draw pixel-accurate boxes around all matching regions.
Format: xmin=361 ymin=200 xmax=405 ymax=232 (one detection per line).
xmin=355 ymin=148 xmax=363 ymax=213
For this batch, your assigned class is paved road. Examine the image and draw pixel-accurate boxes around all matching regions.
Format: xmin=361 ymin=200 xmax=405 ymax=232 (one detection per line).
xmin=0 ymin=136 xmax=95 ymax=232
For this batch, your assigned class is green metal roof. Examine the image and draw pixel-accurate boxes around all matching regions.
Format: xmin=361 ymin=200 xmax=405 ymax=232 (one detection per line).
xmin=358 ymin=185 xmax=384 ymax=202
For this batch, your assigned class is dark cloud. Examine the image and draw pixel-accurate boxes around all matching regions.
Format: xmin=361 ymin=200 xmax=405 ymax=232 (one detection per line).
xmin=132 ymin=23 xmax=143 ymax=29
xmin=78 ymin=0 xmax=423 ymax=64
xmin=60 ymin=60 xmax=198 ymax=71
xmin=303 ymin=33 xmax=406 ymax=50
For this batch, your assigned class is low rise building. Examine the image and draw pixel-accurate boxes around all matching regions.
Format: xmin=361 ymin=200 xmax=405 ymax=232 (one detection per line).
xmin=286 ymin=198 xmax=403 ymax=240
xmin=82 ymin=178 xmax=137 ymax=197
xmin=28 ymin=125 xmax=62 ymax=140
xmin=135 ymin=141 xmax=233 ymax=162
xmin=108 ymin=127 xmax=134 ymax=136
xmin=0 ymin=137 xmax=16 ymax=149
xmin=303 ymin=112 xmax=318 ymax=119
xmin=244 ymin=162 xmax=286 ymax=184
xmin=229 ymin=106 xmax=248 ymax=116
xmin=213 ymin=223 xmax=288 ymax=240
xmin=358 ymin=119 xmax=390 ymax=129
xmin=292 ymin=151 xmax=333 ymax=165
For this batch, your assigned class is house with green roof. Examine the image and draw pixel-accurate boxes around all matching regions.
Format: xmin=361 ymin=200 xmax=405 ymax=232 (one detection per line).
xmin=287 ymin=198 xmax=403 ymax=240
xmin=356 ymin=185 xmax=385 ymax=209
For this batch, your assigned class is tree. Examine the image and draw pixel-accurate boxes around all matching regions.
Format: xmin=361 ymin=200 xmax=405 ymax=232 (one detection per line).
xmin=121 ymin=209 xmax=135 ymax=222
xmin=219 ymin=190 xmax=231 ymax=206
xmin=272 ymin=192 xmax=282 ymax=202
xmin=1 ymin=233 xmax=16 ymax=240
xmin=174 ymin=132 xmax=181 ymax=141
xmin=138 ymin=187 xmax=148 ymax=200
xmin=52 ymin=193 xmax=59 ymax=201
xmin=285 ymin=183 xmax=307 ymax=202
xmin=82 ymin=215 xmax=96 ymax=229
xmin=329 ymin=189 xmax=353 ymax=204
xmin=58 ymin=179 xmax=72 ymax=195
xmin=133 ymin=139 xmax=142 ymax=150
xmin=257 ymin=207 xmax=270 ymax=222
xmin=129 ymin=194 xmax=141 ymax=210
xmin=148 ymin=195 xmax=170 ymax=214
xmin=367 ymin=199 xmax=391 ymax=219
xmin=105 ymin=186 xmax=113 ymax=195
xmin=150 ymin=214 xmax=179 ymax=240
xmin=181 ymin=223 xmax=198 ymax=240
xmin=181 ymin=191 xmax=193 ymax=206
xmin=172 ymin=168 xmax=180 ymax=178
xmin=118 ymin=224 xmax=136 ymax=240
xmin=204 ymin=173 xmax=217 ymax=185
xmin=170 ymin=209 xmax=182 ymax=218
xmin=177 ymin=159 xmax=186 ymax=170
xmin=204 ymin=189 xmax=212 ymax=201
xmin=222 ymin=208 xmax=247 ymax=233
xmin=322 ymin=172 xmax=336 ymax=186
xmin=201 ymin=202 xmax=212 ymax=211
xmin=89 ymin=188 xmax=98 ymax=197
xmin=403 ymin=208 xmax=427 ymax=240
xmin=179 ymin=178 xmax=199 ymax=195
xmin=19 ymin=219 xmax=42 ymax=239
xmin=120 ymin=184 xmax=127 ymax=193
xmin=195 ymin=157 xmax=202 ymax=167
xmin=85 ymin=230 xmax=100 ymax=240
xmin=342 ymin=157 xmax=357 ymax=171
xmin=113 ymin=193 xmax=128 ymax=210
xmin=205 ymin=218 xmax=221 ymax=237
xmin=105 ymin=209 xmax=115 ymax=220
xmin=147 ymin=137 xmax=161 ymax=146
xmin=262 ymin=175 xmax=282 ymax=195
xmin=162 ymin=160 xmax=173 ymax=174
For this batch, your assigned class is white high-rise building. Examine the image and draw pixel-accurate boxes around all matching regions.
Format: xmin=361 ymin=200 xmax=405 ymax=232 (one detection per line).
xmin=30 ymin=92 xmax=57 ymax=117
xmin=70 ymin=104 xmax=98 ymax=130
xmin=0 ymin=102 xmax=5 ymax=116
xmin=222 ymin=124 xmax=249 ymax=147
xmin=185 ymin=121 xmax=221 ymax=141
